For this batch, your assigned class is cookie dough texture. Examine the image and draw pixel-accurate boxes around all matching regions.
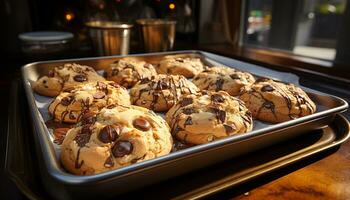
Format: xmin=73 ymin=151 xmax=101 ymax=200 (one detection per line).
xmin=192 ymin=66 xmax=255 ymax=96
xmin=49 ymin=81 xmax=130 ymax=123
xmin=106 ymin=58 xmax=157 ymax=88
xmin=239 ymin=78 xmax=317 ymax=123
xmin=33 ymin=63 xmax=105 ymax=97
xmin=158 ymin=57 xmax=204 ymax=78
xmin=166 ymin=90 xmax=253 ymax=145
xmin=61 ymin=105 xmax=173 ymax=175
xmin=130 ymin=74 xmax=199 ymax=112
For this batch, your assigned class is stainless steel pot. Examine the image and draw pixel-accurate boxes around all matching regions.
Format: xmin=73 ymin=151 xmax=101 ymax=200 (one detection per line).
xmin=137 ymin=19 xmax=176 ymax=52
xmin=86 ymin=21 xmax=133 ymax=56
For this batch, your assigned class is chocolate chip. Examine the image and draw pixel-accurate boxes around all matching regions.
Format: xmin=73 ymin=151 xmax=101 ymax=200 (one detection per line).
xmin=73 ymin=74 xmax=87 ymax=82
xmin=81 ymin=112 xmax=97 ymax=125
xmin=215 ymin=79 xmax=224 ymax=91
xmin=160 ymin=81 xmax=169 ymax=89
xmin=48 ymin=70 xmax=55 ymax=77
xmin=184 ymin=117 xmax=193 ymax=126
xmin=140 ymin=77 xmax=150 ymax=84
xmin=61 ymin=96 xmax=73 ymax=106
xmin=133 ymin=118 xmax=151 ymax=131
xmin=74 ymin=125 xmax=92 ymax=147
xmin=93 ymin=91 xmax=106 ymax=99
xmin=263 ymin=101 xmax=274 ymax=109
xmin=210 ymin=108 xmax=226 ymax=123
xmin=180 ymin=98 xmax=193 ymax=107
xmin=104 ymin=156 xmax=114 ymax=168
xmin=255 ymin=78 xmax=269 ymax=83
xmin=96 ymin=82 xmax=107 ymax=90
xmin=261 ymin=85 xmax=274 ymax=92
xmin=111 ymin=68 xmax=119 ymax=76
xmin=112 ymin=140 xmax=133 ymax=157
xmin=107 ymin=104 xmax=116 ymax=109
xmin=224 ymin=124 xmax=235 ymax=134
xmin=183 ymin=108 xmax=195 ymax=115
xmin=211 ymin=94 xmax=225 ymax=103
xmin=43 ymin=80 xmax=47 ymax=84
xmin=230 ymin=74 xmax=240 ymax=79
xmin=98 ymin=124 xmax=121 ymax=143
xmin=109 ymin=82 xmax=120 ymax=88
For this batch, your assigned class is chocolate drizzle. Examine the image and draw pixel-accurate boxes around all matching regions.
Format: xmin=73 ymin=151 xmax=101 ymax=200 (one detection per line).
xmin=215 ymin=79 xmax=224 ymax=91
xmin=211 ymin=94 xmax=225 ymax=103
xmin=75 ymin=148 xmax=84 ymax=169
xmin=134 ymin=75 xmax=197 ymax=110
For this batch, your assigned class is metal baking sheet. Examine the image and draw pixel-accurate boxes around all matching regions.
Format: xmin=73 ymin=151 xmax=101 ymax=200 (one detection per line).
xmin=6 ymin=81 xmax=350 ymax=200
xmin=21 ymin=50 xmax=348 ymax=199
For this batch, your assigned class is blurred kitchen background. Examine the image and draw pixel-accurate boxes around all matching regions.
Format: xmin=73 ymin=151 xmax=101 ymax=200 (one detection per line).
xmin=0 ymin=0 xmax=349 ymax=77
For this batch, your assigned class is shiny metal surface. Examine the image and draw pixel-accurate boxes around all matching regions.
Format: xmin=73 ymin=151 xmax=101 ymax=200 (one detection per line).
xmin=86 ymin=21 xmax=133 ymax=56
xmin=20 ymin=50 xmax=348 ymax=199
xmin=137 ymin=19 xmax=176 ymax=52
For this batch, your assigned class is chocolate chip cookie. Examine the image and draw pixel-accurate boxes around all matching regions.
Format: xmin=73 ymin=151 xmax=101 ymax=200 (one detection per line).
xmin=166 ymin=91 xmax=253 ymax=145
xmin=33 ymin=63 xmax=105 ymax=97
xmin=239 ymin=78 xmax=317 ymax=123
xmin=60 ymin=105 xmax=173 ymax=175
xmin=106 ymin=58 xmax=158 ymax=88
xmin=158 ymin=57 xmax=204 ymax=78
xmin=192 ymin=66 xmax=255 ymax=96
xmin=130 ymin=74 xmax=199 ymax=112
xmin=49 ymin=81 xmax=130 ymax=123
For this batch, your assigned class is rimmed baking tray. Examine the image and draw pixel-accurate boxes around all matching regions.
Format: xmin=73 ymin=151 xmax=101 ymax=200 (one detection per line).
xmin=20 ymin=50 xmax=348 ymax=199
xmin=6 ymin=80 xmax=350 ymax=199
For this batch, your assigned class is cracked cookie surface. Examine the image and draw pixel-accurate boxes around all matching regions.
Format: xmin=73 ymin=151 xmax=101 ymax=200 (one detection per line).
xmin=61 ymin=105 xmax=173 ymax=175
xmin=33 ymin=63 xmax=105 ymax=97
xmin=130 ymin=74 xmax=199 ymax=112
xmin=166 ymin=90 xmax=253 ymax=145
xmin=106 ymin=58 xmax=157 ymax=88
xmin=49 ymin=81 xmax=130 ymax=123
xmin=192 ymin=66 xmax=255 ymax=96
xmin=239 ymin=78 xmax=317 ymax=123
xmin=157 ymin=57 xmax=204 ymax=78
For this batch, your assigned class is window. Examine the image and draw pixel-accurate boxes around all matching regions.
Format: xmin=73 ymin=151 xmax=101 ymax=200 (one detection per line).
xmin=245 ymin=0 xmax=347 ymax=61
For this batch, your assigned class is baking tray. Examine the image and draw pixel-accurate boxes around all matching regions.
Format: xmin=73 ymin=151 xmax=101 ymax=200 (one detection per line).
xmin=6 ymin=80 xmax=350 ymax=199
xmin=20 ymin=50 xmax=348 ymax=199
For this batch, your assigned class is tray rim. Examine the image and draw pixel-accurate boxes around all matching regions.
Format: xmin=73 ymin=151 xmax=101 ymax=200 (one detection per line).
xmin=21 ymin=50 xmax=349 ymax=185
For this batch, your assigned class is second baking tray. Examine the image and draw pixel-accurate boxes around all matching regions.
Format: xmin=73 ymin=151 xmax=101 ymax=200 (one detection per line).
xmin=21 ymin=50 xmax=348 ymax=199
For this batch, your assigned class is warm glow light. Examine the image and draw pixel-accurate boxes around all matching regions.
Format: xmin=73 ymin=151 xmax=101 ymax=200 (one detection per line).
xmin=169 ymin=3 xmax=175 ymax=10
xmin=65 ymin=12 xmax=74 ymax=21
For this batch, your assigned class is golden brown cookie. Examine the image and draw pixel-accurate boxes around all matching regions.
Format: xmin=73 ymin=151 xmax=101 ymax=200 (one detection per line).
xmin=48 ymin=81 xmax=130 ymax=123
xmin=106 ymin=58 xmax=158 ymax=88
xmin=33 ymin=63 xmax=105 ymax=97
xmin=130 ymin=74 xmax=199 ymax=112
xmin=239 ymin=78 xmax=317 ymax=123
xmin=192 ymin=66 xmax=255 ymax=96
xmin=158 ymin=57 xmax=204 ymax=78
xmin=61 ymin=105 xmax=173 ymax=175
xmin=166 ymin=90 xmax=253 ymax=145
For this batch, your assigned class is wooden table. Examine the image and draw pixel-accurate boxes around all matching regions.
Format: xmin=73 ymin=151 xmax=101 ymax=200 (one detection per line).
xmin=231 ymin=139 xmax=350 ymax=200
